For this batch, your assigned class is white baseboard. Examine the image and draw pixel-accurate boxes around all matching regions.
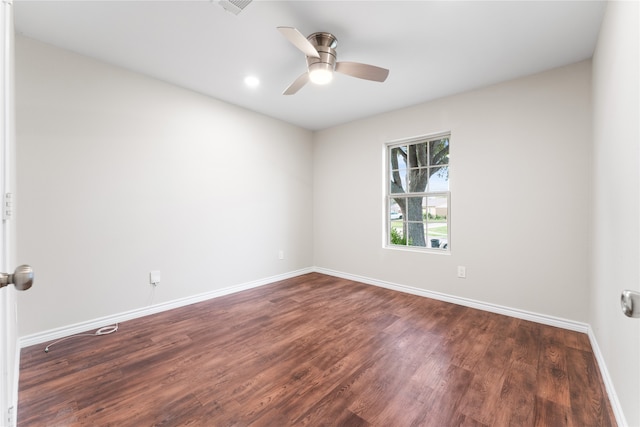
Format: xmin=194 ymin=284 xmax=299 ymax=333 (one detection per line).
xmin=16 ymin=266 xmax=627 ymax=426
xmin=18 ymin=267 xmax=313 ymax=348
xmin=21 ymin=266 xmax=588 ymax=347
xmin=587 ymin=326 xmax=628 ymax=427
xmin=314 ymin=267 xmax=589 ymax=333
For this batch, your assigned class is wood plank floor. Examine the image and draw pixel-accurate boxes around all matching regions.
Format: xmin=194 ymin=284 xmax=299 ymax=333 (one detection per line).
xmin=18 ymin=273 xmax=616 ymax=426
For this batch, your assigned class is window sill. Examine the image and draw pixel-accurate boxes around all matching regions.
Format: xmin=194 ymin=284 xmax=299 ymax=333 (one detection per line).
xmin=383 ymin=245 xmax=451 ymax=255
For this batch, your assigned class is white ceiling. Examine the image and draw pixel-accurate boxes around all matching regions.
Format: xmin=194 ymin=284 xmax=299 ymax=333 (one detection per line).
xmin=13 ymin=0 xmax=606 ymax=131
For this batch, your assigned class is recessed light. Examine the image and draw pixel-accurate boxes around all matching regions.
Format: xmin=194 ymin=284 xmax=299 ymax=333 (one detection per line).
xmin=244 ymin=75 xmax=260 ymax=88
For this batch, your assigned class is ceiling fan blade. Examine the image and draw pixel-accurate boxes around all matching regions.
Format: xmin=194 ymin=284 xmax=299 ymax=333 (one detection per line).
xmin=277 ymin=27 xmax=320 ymax=58
xmin=283 ymin=72 xmax=309 ymax=95
xmin=335 ymin=62 xmax=389 ymax=82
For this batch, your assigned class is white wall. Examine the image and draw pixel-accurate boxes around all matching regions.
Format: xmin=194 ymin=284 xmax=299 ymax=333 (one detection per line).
xmin=14 ymin=36 xmax=314 ymax=337
xmin=12 ymin=6 xmax=639 ymax=424
xmin=313 ymin=61 xmax=592 ymax=322
xmin=591 ymin=1 xmax=640 ymax=426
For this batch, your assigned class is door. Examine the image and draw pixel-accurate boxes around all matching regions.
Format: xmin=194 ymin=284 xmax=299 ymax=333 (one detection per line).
xmin=0 ymin=1 xmax=17 ymax=425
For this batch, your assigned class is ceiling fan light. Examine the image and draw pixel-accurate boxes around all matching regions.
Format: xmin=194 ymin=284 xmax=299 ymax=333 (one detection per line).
xmin=308 ymin=63 xmax=333 ymax=85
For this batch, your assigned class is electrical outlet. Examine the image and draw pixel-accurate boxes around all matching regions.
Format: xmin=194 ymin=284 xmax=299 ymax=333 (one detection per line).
xmin=149 ymin=270 xmax=161 ymax=285
xmin=278 ymin=250 xmax=284 ymax=260
xmin=457 ymin=266 xmax=466 ymax=279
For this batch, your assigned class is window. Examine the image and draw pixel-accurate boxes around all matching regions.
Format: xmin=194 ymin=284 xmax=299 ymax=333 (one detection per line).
xmin=386 ymin=134 xmax=450 ymax=251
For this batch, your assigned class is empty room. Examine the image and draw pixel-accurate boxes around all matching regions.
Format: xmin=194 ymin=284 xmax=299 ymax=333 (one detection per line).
xmin=0 ymin=0 xmax=638 ymax=426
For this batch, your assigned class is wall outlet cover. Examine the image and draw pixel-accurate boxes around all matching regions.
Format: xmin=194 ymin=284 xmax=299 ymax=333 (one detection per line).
xmin=149 ymin=270 xmax=161 ymax=284
xmin=457 ymin=266 xmax=466 ymax=279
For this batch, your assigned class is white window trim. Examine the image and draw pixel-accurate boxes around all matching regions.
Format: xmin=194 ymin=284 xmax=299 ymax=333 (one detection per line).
xmin=384 ymin=133 xmax=451 ymax=254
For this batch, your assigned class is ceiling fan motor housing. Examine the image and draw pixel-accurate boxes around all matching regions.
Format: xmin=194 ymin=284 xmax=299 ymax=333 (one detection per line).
xmin=306 ymin=32 xmax=338 ymax=73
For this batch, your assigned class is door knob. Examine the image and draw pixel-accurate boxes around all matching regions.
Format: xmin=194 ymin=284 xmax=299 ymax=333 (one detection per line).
xmin=0 ymin=265 xmax=34 ymax=291
xmin=621 ymin=290 xmax=640 ymax=318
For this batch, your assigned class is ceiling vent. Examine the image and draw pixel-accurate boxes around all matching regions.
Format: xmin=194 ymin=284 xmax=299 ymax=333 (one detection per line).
xmin=217 ymin=0 xmax=252 ymax=15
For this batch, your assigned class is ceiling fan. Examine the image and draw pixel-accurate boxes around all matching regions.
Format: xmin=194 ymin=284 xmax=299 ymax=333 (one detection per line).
xmin=277 ymin=27 xmax=390 ymax=95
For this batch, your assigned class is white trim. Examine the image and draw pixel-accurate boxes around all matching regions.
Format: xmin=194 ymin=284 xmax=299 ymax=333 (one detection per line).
xmin=16 ymin=266 xmax=626 ymax=425
xmin=386 ymin=130 xmax=452 ymax=147
xmin=9 ymin=341 xmax=18 ymax=426
xmin=19 ymin=267 xmax=313 ymax=348
xmin=587 ymin=326 xmax=628 ymax=427
xmin=385 ymin=134 xmax=452 ymax=254
xmin=0 ymin=0 xmax=16 ymax=425
xmin=18 ymin=265 xmax=589 ymax=346
xmin=313 ymin=267 xmax=589 ymax=333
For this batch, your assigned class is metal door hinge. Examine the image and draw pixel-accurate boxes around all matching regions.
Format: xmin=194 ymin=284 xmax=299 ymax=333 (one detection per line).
xmin=3 ymin=192 xmax=12 ymax=220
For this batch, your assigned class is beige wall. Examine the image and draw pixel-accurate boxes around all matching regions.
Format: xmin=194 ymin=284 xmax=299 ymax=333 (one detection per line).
xmin=313 ymin=61 xmax=592 ymax=322
xmin=591 ymin=1 xmax=640 ymax=425
xmin=15 ymin=36 xmax=314 ymax=336
xmin=14 ymin=9 xmax=640 ymax=423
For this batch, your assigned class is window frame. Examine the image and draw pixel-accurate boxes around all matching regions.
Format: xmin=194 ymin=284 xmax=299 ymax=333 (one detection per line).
xmin=384 ymin=132 xmax=451 ymax=253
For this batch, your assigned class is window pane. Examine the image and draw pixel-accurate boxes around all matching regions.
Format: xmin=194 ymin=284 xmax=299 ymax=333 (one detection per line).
xmin=389 ymin=222 xmax=406 ymax=246
xmin=389 ymin=200 xmax=404 ymax=221
xmin=407 ymin=142 xmax=429 ymax=168
xmin=389 ymin=199 xmax=406 ymax=245
xmin=389 ymin=146 xmax=407 ymax=170
xmin=427 ymin=224 xmax=448 ymax=249
xmin=430 ymin=138 xmax=449 ymax=166
xmin=428 ymin=166 xmax=449 ymax=191
xmin=407 ymin=167 xmax=429 ymax=193
xmin=427 ymin=195 xmax=448 ymax=249
xmin=389 ymin=199 xmax=405 ymax=245
xmin=390 ymin=169 xmax=407 ymax=193
xmin=404 ymin=196 xmax=427 ymax=247
xmin=389 ymin=146 xmax=408 ymax=193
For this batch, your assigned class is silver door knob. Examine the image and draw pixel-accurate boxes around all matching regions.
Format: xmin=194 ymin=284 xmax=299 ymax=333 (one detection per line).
xmin=0 ymin=265 xmax=34 ymax=291
xmin=621 ymin=290 xmax=640 ymax=318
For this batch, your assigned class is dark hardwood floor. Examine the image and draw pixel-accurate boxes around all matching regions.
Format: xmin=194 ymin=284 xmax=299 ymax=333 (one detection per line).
xmin=18 ymin=273 xmax=616 ymax=426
